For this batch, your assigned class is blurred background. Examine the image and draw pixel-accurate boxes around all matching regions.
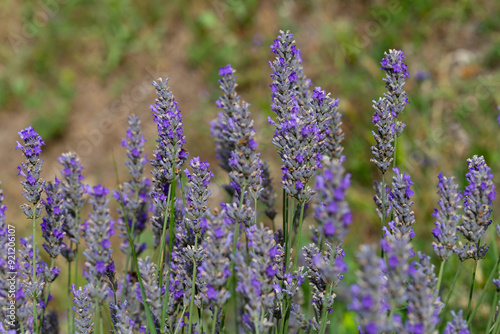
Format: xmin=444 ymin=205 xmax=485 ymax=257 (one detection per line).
xmin=1 ymin=0 xmax=500 ymax=331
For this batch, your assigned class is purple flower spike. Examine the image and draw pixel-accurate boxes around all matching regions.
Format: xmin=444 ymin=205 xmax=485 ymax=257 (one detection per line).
xmin=150 ymin=78 xmax=188 ymax=211
xmin=387 ymin=168 xmax=415 ymax=239
xmin=443 ymin=310 xmax=470 ymax=334
xmin=58 ymin=153 xmax=85 ymax=251
xmin=16 ymin=126 xmax=46 ymax=215
xmin=380 ymin=49 xmax=409 ymax=119
xmin=350 ymin=245 xmax=394 ymax=333
xmin=72 ymin=284 xmax=94 ymax=333
xmin=405 ymin=253 xmax=443 ymax=334
xmin=116 ymin=115 xmax=151 ymax=252
xmin=314 ymin=157 xmax=351 ymax=247
xmin=82 ymin=185 xmax=115 ymax=303
xmin=370 ymin=97 xmax=395 ymax=173
xmin=432 ymin=173 xmax=462 ymax=261
xmin=269 ymin=32 xmax=323 ymax=203
xmin=185 ymin=157 xmax=213 ymax=235
xmin=41 ymin=179 xmax=66 ymax=259
xmin=456 ymin=155 xmax=495 ymax=260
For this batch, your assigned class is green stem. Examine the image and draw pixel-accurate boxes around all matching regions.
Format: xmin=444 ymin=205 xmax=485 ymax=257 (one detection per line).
xmin=468 ymin=257 xmax=500 ymax=324
xmin=37 ymin=258 xmax=55 ymax=332
xmin=292 ymin=203 xmax=306 ymax=272
xmin=187 ymin=237 xmax=199 ymax=334
xmin=74 ymin=244 xmax=79 ymax=288
xmin=319 ymin=283 xmax=334 ymax=334
xmin=157 ymin=183 xmax=173 ymax=279
xmin=32 ymin=203 xmax=37 ymax=334
xmin=174 ymin=305 xmax=188 ymax=334
xmin=440 ymin=261 xmax=463 ymax=325
xmin=67 ymin=241 xmax=73 ymax=334
xmin=436 ymin=259 xmax=447 ymax=295
xmin=487 ymin=293 xmax=499 ymax=333
xmin=467 ymin=260 xmax=479 ymax=319
xmin=211 ymin=307 xmax=218 ymax=334
xmin=393 ymin=137 xmax=397 ymax=168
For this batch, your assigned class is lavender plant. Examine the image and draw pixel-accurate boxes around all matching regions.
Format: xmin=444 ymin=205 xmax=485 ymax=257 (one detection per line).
xmin=3 ymin=30 xmax=500 ymax=334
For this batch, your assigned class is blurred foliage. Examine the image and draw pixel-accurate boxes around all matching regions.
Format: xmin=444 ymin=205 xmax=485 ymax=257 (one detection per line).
xmin=2 ymin=0 xmax=500 ymax=331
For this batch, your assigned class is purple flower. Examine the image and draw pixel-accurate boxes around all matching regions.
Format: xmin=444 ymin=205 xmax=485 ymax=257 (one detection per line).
xmin=456 ymin=155 xmax=495 ymax=260
xmin=314 ymin=158 xmax=351 ymax=247
xmin=16 ymin=126 xmax=46 ymax=209
xmin=370 ymin=97 xmax=396 ymax=173
xmin=387 ymin=168 xmax=415 ymax=239
xmin=380 ymin=49 xmax=409 ymax=119
xmin=185 ymin=157 xmax=213 ymax=235
xmin=218 ymin=64 xmax=234 ymax=76
xmin=41 ymin=179 xmax=65 ymax=258
xmin=443 ymin=310 xmax=470 ymax=334
xmin=406 ymin=253 xmax=443 ymax=333
xmin=72 ymin=284 xmax=94 ymax=332
xmin=58 ymin=152 xmax=85 ymax=251
xmin=432 ymin=173 xmax=462 ymax=261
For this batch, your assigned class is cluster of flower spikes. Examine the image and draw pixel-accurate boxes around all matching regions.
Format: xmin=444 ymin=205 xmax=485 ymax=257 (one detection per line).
xmin=235 ymin=224 xmax=283 ymax=333
xmin=268 ymin=30 xmax=324 ymax=203
xmin=431 ymin=173 xmax=462 ymax=261
xmin=211 ymin=64 xmax=263 ymax=228
xmin=16 ymin=126 xmax=46 ymax=218
xmin=57 ymin=152 xmax=85 ymax=262
xmin=82 ymin=184 xmax=115 ymax=303
xmin=114 ymin=115 xmax=151 ymax=255
xmin=150 ymin=77 xmax=188 ymax=246
xmin=456 ymin=155 xmax=496 ymax=261
xmin=405 ymin=253 xmax=443 ymax=333
xmin=72 ymin=284 xmax=94 ymax=334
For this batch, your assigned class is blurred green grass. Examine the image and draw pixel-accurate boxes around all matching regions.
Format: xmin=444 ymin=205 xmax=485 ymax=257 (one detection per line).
xmin=2 ymin=0 xmax=500 ymax=331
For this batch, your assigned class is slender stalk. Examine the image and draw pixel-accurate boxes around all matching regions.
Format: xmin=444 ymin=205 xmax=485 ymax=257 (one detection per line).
xmin=211 ymin=307 xmax=219 ymax=334
xmin=32 ymin=203 xmax=37 ymax=334
xmin=487 ymin=293 xmax=499 ymax=333
xmin=74 ymin=244 xmax=79 ymax=288
xmin=436 ymin=259 xmax=447 ymax=295
xmin=292 ymin=202 xmax=306 ymax=272
xmin=37 ymin=257 xmax=55 ymax=332
xmin=440 ymin=261 xmax=464 ymax=325
xmin=187 ymin=237 xmax=199 ymax=334
xmin=174 ymin=304 xmax=188 ymax=334
xmin=319 ymin=282 xmax=334 ymax=334
xmin=99 ymin=307 xmax=104 ymax=334
xmin=467 ymin=260 xmax=479 ymax=319
xmin=468 ymin=257 xmax=500 ymax=324
xmin=67 ymin=241 xmax=73 ymax=334
xmin=157 ymin=184 xmax=173 ymax=278
xmin=393 ymin=137 xmax=397 ymax=168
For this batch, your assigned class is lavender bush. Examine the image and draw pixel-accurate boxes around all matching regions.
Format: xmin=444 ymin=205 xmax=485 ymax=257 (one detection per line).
xmin=3 ymin=30 xmax=500 ymax=334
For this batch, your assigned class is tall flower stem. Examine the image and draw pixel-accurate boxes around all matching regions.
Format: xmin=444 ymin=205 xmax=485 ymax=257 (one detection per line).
xmin=319 ymin=282 xmax=334 ymax=334
xmin=187 ymin=237 xmax=198 ymax=334
xmin=436 ymin=259 xmax=447 ymax=295
xmin=157 ymin=184 xmax=173 ymax=277
xmin=468 ymin=257 xmax=500 ymax=324
xmin=467 ymin=259 xmax=479 ymax=318
xmin=293 ymin=202 xmax=306 ymax=271
xmin=440 ymin=261 xmax=464 ymax=325
xmin=32 ymin=203 xmax=37 ymax=334
xmin=211 ymin=307 xmax=219 ymax=334
xmin=486 ymin=293 xmax=499 ymax=332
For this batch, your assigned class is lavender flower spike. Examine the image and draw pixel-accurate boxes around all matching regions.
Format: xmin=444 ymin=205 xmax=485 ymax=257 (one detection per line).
xmin=269 ymin=32 xmax=322 ymax=202
xmin=456 ymin=155 xmax=496 ymax=260
xmin=184 ymin=157 xmax=213 ymax=236
xmin=380 ymin=49 xmax=410 ymax=120
xmin=150 ymin=78 xmax=188 ymax=210
xmin=72 ymin=284 xmax=94 ymax=334
xmin=115 ymin=115 xmax=151 ymax=254
xmin=16 ymin=126 xmax=46 ymax=217
xmin=443 ymin=310 xmax=470 ymax=334
xmin=405 ymin=252 xmax=443 ymax=334
xmin=388 ymin=167 xmax=416 ymax=239
xmin=0 ymin=183 xmax=10 ymax=321
xmin=58 ymin=152 xmax=85 ymax=247
xmin=82 ymin=185 xmax=115 ymax=302
xmin=41 ymin=179 xmax=65 ymax=259
xmin=432 ymin=173 xmax=462 ymax=261
xmin=370 ymin=97 xmax=395 ymax=173
xmin=314 ymin=157 xmax=352 ymax=248
xmin=350 ymin=245 xmax=393 ymax=334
